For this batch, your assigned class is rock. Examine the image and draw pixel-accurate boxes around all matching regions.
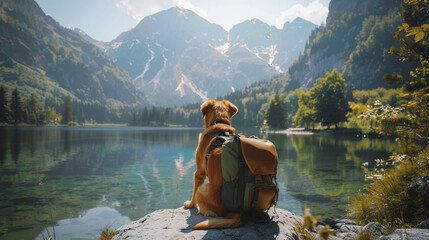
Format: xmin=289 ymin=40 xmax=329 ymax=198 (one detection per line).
xmin=407 ymin=174 xmax=429 ymax=201
xmin=336 ymin=224 xmax=362 ymax=234
xmin=362 ymin=222 xmax=387 ymax=237
xmin=421 ymin=219 xmax=429 ymax=229
xmin=335 ymin=222 xmax=345 ymax=229
xmin=336 ymin=218 xmax=358 ymax=225
xmin=111 ymin=207 xmax=309 ymax=240
xmin=321 ymin=218 xmax=339 ymax=228
xmin=337 ymin=232 xmax=358 ymax=240
xmin=379 ymin=228 xmax=429 ymax=240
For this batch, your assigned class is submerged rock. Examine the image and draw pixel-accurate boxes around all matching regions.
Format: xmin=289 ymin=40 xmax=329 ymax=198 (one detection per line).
xmin=111 ymin=207 xmax=306 ymax=240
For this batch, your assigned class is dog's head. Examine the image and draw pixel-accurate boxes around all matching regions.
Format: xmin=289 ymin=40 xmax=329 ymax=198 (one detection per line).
xmin=200 ymin=100 xmax=238 ymax=128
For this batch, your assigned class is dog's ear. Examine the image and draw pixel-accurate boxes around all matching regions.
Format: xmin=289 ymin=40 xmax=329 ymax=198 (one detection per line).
xmin=223 ymin=100 xmax=238 ymax=118
xmin=201 ymin=100 xmax=215 ymax=119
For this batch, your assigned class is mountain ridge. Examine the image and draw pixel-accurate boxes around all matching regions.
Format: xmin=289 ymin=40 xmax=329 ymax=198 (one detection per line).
xmin=0 ymin=0 xmax=147 ymax=106
xmin=104 ymin=6 xmax=316 ymax=106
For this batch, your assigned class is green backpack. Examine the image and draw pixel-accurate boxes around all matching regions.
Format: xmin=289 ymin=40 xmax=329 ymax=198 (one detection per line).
xmin=207 ymin=134 xmax=279 ymax=218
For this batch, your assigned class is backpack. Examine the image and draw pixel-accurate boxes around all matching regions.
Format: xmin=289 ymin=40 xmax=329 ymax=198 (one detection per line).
xmin=206 ymin=134 xmax=279 ymax=219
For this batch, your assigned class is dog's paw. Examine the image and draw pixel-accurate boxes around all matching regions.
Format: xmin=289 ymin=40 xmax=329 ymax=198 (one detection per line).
xmin=184 ymin=200 xmax=195 ymax=209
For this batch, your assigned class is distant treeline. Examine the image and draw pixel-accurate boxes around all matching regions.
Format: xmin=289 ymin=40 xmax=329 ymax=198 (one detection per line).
xmin=128 ymin=70 xmax=402 ymax=131
xmin=0 ymin=85 xmax=137 ymax=125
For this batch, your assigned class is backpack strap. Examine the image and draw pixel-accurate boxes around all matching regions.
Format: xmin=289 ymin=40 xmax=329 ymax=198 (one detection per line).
xmin=204 ymin=132 xmax=232 ymax=175
xmin=235 ymin=135 xmax=248 ymax=220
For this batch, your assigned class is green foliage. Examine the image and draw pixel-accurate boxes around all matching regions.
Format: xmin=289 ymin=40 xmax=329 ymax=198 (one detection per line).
xmin=293 ymin=91 xmax=316 ymax=129
xmin=22 ymin=92 xmax=45 ymax=124
xmin=0 ymin=0 xmax=146 ymax=113
xmin=313 ymin=70 xmax=350 ymax=128
xmin=10 ymin=87 xmax=21 ymax=124
xmin=350 ymin=145 xmax=429 ymax=228
xmin=294 ymin=69 xmax=350 ymax=129
xmin=264 ymin=93 xmax=287 ymax=129
xmin=344 ymin=88 xmax=403 ymax=132
xmin=351 ymin=0 xmax=429 ymax=229
xmin=0 ymin=87 xmax=63 ymax=125
xmin=288 ymin=0 xmax=411 ymax=91
xmin=353 ymin=88 xmax=403 ymax=106
xmin=0 ymin=85 xmax=11 ymax=123
xmin=343 ymin=10 xmax=409 ymax=89
xmin=61 ymin=97 xmax=72 ymax=124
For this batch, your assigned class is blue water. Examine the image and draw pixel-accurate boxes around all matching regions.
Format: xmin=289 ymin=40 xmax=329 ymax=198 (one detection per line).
xmin=0 ymin=126 xmax=397 ymax=240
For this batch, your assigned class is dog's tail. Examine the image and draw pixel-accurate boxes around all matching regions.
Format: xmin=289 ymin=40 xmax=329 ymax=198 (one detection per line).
xmin=192 ymin=213 xmax=243 ymax=230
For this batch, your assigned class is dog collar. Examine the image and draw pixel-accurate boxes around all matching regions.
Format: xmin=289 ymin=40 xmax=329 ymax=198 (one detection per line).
xmin=210 ymin=120 xmax=229 ymax=126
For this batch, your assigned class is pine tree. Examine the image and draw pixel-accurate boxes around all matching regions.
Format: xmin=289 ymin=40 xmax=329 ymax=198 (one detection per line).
xmin=0 ymin=86 xmax=10 ymax=123
xmin=10 ymin=88 xmax=22 ymax=124
xmin=61 ymin=96 xmax=72 ymax=124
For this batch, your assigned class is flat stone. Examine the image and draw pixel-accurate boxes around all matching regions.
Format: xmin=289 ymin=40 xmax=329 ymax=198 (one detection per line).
xmin=112 ymin=207 xmax=311 ymax=240
xmin=380 ymin=228 xmax=429 ymax=240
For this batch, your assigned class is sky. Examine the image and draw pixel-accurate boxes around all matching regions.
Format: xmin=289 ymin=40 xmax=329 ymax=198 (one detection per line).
xmin=35 ymin=0 xmax=331 ymax=42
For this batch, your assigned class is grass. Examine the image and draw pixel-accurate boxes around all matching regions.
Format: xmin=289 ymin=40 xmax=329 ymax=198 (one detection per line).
xmin=97 ymin=225 xmax=119 ymax=240
xmin=349 ymin=145 xmax=429 ymax=232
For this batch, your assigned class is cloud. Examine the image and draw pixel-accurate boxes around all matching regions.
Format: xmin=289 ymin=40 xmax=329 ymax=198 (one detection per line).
xmin=276 ymin=0 xmax=329 ymax=28
xmin=177 ymin=0 xmax=210 ymax=21
xmin=115 ymin=0 xmax=210 ymax=23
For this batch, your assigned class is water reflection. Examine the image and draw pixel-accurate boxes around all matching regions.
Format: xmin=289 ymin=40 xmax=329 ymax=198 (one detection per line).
xmin=264 ymin=133 xmax=396 ymax=218
xmin=0 ymin=127 xmax=396 ymax=240
xmin=34 ymin=207 xmax=130 ymax=240
xmin=175 ymin=154 xmax=195 ymax=180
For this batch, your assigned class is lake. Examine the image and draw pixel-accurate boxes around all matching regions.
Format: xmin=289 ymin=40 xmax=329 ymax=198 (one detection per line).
xmin=0 ymin=126 xmax=397 ymax=240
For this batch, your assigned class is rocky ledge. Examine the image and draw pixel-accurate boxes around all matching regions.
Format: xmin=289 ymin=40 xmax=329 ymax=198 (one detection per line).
xmin=111 ymin=207 xmax=429 ymax=240
xmin=111 ymin=207 xmax=305 ymax=240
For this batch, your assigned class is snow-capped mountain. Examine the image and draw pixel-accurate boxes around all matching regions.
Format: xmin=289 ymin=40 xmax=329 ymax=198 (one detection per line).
xmin=104 ymin=7 xmax=316 ymax=106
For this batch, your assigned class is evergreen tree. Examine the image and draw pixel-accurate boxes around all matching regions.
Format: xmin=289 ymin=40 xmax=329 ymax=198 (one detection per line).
xmin=264 ymin=93 xmax=287 ymax=129
xmin=0 ymin=86 xmax=10 ymax=123
xmin=10 ymin=88 xmax=22 ymax=124
xmin=62 ymin=96 xmax=72 ymax=124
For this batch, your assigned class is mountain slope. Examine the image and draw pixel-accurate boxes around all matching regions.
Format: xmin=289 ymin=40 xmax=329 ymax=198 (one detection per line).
xmin=105 ymin=7 xmax=316 ymax=107
xmin=287 ymin=0 xmax=413 ymax=90
xmin=0 ymin=0 xmax=147 ymax=107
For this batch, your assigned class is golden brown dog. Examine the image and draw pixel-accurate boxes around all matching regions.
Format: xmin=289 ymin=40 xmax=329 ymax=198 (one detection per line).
xmin=184 ymin=99 xmax=243 ymax=230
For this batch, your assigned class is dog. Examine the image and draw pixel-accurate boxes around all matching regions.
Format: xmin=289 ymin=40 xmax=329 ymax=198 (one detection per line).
xmin=184 ymin=99 xmax=244 ymax=230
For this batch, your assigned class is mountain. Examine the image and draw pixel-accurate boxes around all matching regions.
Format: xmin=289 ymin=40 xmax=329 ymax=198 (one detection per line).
xmin=166 ymin=0 xmax=414 ymax=128
xmin=287 ymin=0 xmax=413 ymax=90
xmin=0 ymin=0 xmax=147 ymax=110
xmin=228 ymin=17 xmax=316 ymax=71
xmin=104 ymin=7 xmax=316 ymax=106
xmin=70 ymin=27 xmax=105 ymax=48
